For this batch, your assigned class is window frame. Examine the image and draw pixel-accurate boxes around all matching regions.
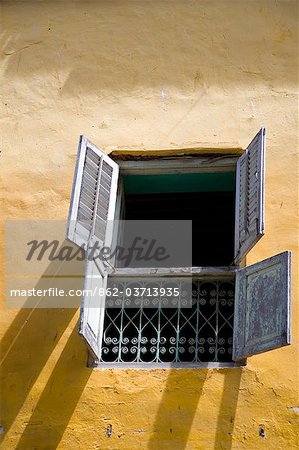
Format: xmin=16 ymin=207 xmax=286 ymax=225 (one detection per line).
xmin=96 ymin=152 xmax=242 ymax=369
xmin=110 ymin=152 xmax=240 ymax=275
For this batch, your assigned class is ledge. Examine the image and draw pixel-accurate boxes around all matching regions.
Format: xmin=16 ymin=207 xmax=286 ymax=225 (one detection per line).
xmin=90 ymin=361 xmax=246 ymax=369
xmin=107 ymin=266 xmax=236 ymax=277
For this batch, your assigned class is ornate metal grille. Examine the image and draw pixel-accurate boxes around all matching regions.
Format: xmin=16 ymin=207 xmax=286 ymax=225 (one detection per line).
xmin=100 ymin=279 xmax=234 ymax=364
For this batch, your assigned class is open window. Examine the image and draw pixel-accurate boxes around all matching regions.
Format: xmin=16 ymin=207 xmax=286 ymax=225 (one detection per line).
xmin=66 ymin=129 xmax=291 ymax=367
xmin=121 ymin=172 xmax=235 ymax=267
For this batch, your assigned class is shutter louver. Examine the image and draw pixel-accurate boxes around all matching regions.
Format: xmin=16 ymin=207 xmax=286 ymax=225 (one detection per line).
xmin=77 ymin=147 xmax=100 ymax=239
xmin=232 ymin=251 xmax=291 ymax=361
xmin=66 ymin=136 xmax=119 ymax=249
xmin=234 ymin=128 xmax=265 ymax=263
xmin=94 ymin=160 xmax=113 ymax=244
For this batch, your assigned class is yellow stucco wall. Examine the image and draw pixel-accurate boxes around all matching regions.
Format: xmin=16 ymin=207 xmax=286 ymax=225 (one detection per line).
xmin=1 ymin=1 xmax=298 ymax=449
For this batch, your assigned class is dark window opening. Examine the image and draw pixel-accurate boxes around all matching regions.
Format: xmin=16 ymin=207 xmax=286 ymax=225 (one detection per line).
xmin=122 ymin=172 xmax=235 ymax=266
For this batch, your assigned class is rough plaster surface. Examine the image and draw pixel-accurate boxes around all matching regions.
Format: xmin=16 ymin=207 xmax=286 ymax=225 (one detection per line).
xmin=0 ymin=1 xmax=298 ymax=449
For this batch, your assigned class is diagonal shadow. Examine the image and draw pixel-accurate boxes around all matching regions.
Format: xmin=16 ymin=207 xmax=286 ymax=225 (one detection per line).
xmin=147 ymin=369 xmax=208 ymax=450
xmin=214 ymin=368 xmax=242 ymax=450
xmin=15 ymin=326 xmax=91 ymax=450
xmin=147 ymin=367 xmax=242 ymax=450
xmin=0 ymin=246 xmax=86 ymax=441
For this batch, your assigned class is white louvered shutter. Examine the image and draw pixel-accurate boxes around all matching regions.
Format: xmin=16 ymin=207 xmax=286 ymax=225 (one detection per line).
xmin=232 ymin=251 xmax=291 ymax=361
xmin=66 ymin=136 xmax=119 ymax=360
xmin=234 ymin=128 xmax=265 ymax=263
xmin=66 ymin=135 xmax=119 ymax=250
xmin=78 ymin=258 xmax=107 ymax=361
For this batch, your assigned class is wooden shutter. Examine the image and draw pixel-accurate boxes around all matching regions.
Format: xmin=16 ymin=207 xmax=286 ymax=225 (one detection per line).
xmin=232 ymin=251 xmax=291 ymax=361
xmin=234 ymin=128 xmax=265 ymax=263
xmin=66 ymin=135 xmax=119 ymax=249
xmin=78 ymin=257 xmax=107 ymax=360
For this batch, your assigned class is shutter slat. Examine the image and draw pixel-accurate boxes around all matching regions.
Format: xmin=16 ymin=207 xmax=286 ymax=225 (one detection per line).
xmin=86 ymin=148 xmax=101 ymax=165
xmin=248 ymin=178 xmax=258 ymax=190
xmin=80 ymin=193 xmax=96 ymax=210
xmin=82 ymin=172 xmax=97 ymax=189
xmin=77 ymin=215 xmax=92 ymax=231
xmin=78 ymin=209 xmax=92 ymax=221
xmin=78 ymin=202 xmax=94 ymax=217
xmin=81 ymin=192 xmax=96 ymax=209
xmin=84 ymin=158 xmax=98 ymax=172
xmin=101 ymin=170 xmax=112 ymax=181
xmin=81 ymin=181 xmax=97 ymax=197
xmin=102 ymin=161 xmax=113 ymax=175
xmin=97 ymin=197 xmax=109 ymax=210
xmin=85 ymin=164 xmax=98 ymax=179
xmin=100 ymin=178 xmax=112 ymax=191
xmin=98 ymin=187 xmax=110 ymax=198
xmin=96 ymin=204 xmax=109 ymax=218
xmin=81 ymin=183 xmax=96 ymax=197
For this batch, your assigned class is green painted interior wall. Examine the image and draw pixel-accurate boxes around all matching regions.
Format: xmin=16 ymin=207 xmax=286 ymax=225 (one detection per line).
xmin=123 ymin=172 xmax=236 ymax=194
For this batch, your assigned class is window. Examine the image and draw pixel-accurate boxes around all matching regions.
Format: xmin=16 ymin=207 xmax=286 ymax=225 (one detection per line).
xmin=66 ymin=129 xmax=291 ymax=367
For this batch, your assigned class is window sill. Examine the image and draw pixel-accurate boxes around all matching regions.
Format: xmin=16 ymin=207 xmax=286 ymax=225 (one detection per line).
xmin=107 ymin=266 xmax=236 ymax=278
xmin=89 ymin=360 xmax=246 ymax=369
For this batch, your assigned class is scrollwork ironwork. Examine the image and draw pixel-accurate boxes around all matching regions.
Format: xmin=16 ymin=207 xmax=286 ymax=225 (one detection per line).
xmin=100 ymin=279 xmax=234 ymax=364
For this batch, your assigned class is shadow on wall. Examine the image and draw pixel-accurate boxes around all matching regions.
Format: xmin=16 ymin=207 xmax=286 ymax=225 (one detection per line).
xmin=1 ymin=1 xmax=297 ymax=93
xmin=14 ymin=327 xmax=90 ymax=450
xmin=213 ymin=369 xmax=242 ymax=450
xmin=0 ymin=255 xmax=92 ymax=448
xmin=147 ymin=368 xmax=242 ymax=450
xmin=1 ymin=241 xmax=242 ymax=449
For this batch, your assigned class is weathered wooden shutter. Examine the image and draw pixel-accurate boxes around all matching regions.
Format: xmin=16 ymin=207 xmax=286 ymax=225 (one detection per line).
xmin=232 ymin=251 xmax=291 ymax=361
xmin=234 ymin=128 xmax=265 ymax=263
xmin=66 ymin=135 xmax=119 ymax=249
xmin=78 ymin=258 xmax=107 ymax=360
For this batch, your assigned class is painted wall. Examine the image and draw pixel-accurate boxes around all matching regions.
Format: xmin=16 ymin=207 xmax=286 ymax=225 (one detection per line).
xmin=1 ymin=1 xmax=298 ymax=448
